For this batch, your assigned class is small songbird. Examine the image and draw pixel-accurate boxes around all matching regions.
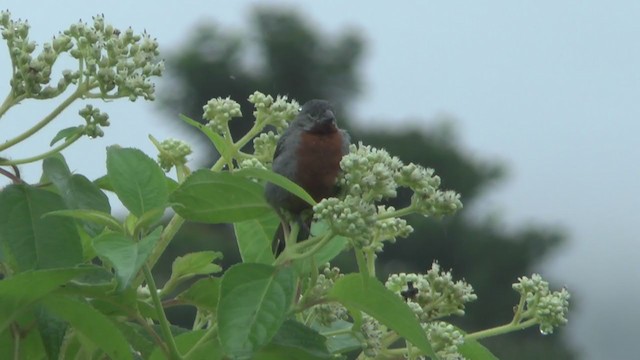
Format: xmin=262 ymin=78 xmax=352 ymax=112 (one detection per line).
xmin=265 ymin=99 xmax=350 ymax=254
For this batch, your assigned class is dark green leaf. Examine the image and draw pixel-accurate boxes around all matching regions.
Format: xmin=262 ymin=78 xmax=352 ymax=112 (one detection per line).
xmin=234 ymin=212 xmax=278 ymax=264
xmin=36 ymin=305 xmax=68 ymax=360
xmin=150 ymin=329 xmax=223 ymax=360
xmin=0 ymin=184 xmax=82 ymax=272
xmin=50 ymin=126 xmax=83 ymax=146
xmin=459 ymin=338 xmax=499 ymax=360
xmin=218 ymin=263 xmax=295 ymax=359
xmin=41 ymin=295 xmax=132 ymax=360
xmin=44 ymin=209 xmax=123 ymax=232
xmin=92 ymin=228 xmax=162 ymax=290
xmin=172 ymin=251 xmax=223 ymax=279
xmin=134 ymin=206 xmax=167 ymax=233
xmin=116 ymin=322 xmax=156 ymax=359
xmin=295 ymin=221 xmax=349 ymax=274
xmin=236 ymin=167 xmax=316 ymax=207
xmin=0 ymin=268 xmax=87 ymax=332
xmin=106 ymin=146 xmax=168 ymax=217
xmin=177 ymin=277 xmax=220 ymax=311
xmin=170 ymin=169 xmax=271 ymax=223
xmin=328 ymin=274 xmax=435 ymax=358
xmin=312 ymin=320 xmax=362 ymax=354
xmin=254 ymin=320 xmax=331 ymax=360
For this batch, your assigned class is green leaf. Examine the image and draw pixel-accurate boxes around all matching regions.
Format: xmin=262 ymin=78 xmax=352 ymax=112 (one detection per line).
xmin=134 ymin=206 xmax=167 ymax=233
xmin=0 ymin=184 xmax=82 ymax=272
xmin=236 ymin=167 xmax=316 ymax=207
xmin=218 ymin=263 xmax=296 ymax=359
xmin=234 ymin=212 xmax=278 ymax=264
xmin=295 ymin=221 xmax=349 ymax=274
xmin=170 ymin=169 xmax=272 ymax=224
xmin=106 ymin=146 xmax=168 ymax=217
xmin=459 ymin=338 xmax=499 ymax=360
xmin=150 ymin=329 xmax=223 ymax=360
xmin=44 ymin=209 xmax=123 ymax=232
xmin=177 ymin=277 xmax=220 ymax=312
xmin=92 ymin=228 xmax=162 ymax=290
xmin=0 ymin=268 xmax=87 ymax=332
xmin=35 ymin=305 xmax=68 ymax=360
xmin=328 ymin=274 xmax=435 ymax=358
xmin=312 ymin=319 xmax=362 ymax=355
xmin=41 ymin=295 xmax=132 ymax=360
xmin=254 ymin=320 xmax=331 ymax=360
xmin=50 ymin=126 xmax=83 ymax=146
xmin=172 ymin=251 xmax=223 ymax=279
xmin=179 ymin=113 xmax=232 ymax=161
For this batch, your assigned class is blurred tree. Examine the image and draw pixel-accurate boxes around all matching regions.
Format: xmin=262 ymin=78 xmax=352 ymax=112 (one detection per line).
xmin=158 ymin=6 xmax=576 ymax=359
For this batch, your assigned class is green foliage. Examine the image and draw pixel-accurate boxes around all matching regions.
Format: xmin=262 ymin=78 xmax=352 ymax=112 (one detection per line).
xmin=0 ymin=10 xmax=571 ymax=360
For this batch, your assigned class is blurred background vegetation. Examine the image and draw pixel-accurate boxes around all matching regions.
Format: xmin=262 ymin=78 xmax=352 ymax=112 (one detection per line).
xmin=156 ymin=7 xmax=576 ymax=359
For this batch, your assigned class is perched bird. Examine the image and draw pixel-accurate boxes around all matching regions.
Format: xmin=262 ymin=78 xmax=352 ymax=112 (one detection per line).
xmin=265 ymin=99 xmax=350 ymax=254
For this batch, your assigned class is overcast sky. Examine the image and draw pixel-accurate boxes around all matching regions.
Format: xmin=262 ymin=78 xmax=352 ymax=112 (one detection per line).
xmin=1 ymin=2 xmax=639 ymax=359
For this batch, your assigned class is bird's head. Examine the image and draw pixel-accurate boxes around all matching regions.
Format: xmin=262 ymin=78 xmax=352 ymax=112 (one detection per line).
xmin=294 ymin=99 xmax=337 ymax=134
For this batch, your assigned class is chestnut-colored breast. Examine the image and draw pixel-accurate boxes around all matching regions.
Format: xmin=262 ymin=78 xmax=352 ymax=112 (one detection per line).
xmin=291 ymin=129 xmax=345 ymax=212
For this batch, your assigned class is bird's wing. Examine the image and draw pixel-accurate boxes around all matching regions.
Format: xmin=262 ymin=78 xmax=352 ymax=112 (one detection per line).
xmin=272 ymin=130 xmax=289 ymax=161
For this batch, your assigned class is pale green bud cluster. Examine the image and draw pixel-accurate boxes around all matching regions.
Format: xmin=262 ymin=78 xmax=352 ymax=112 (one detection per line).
xmin=0 ymin=11 xmax=163 ymax=101
xmin=252 ymin=131 xmax=279 ymax=163
xmin=512 ymin=274 xmax=570 ymax=335
xmin=156 ymin=138 xmax=192 ymax=172
xmin=304 ymin=265 xmax=348 ymax=326
xmin=202 ymin=97 xmax=242 ymax=134
xmin=360 ymin=314 xmax=383 ymax=358
xmin=248 ymin=91 xmax=299 ymax=133
xmin=386 ymin=262 xmax=477 ymax=321
xmin=396 ymin=162 xmax=463 ymax=217
xmin=422 ymin=322 xmax=465 ymax=360
xmin=238 ymin=158 xmax=267 ymax=170
xmin=340 ymin=143 xmax=402 ymax=201
xmin=371 ymin=205 xmax=414 ymax=251
xmin=313 ymin=195 xmax=377 ymax=244
xmin=78 ymin=104 xmax=109 ymax=138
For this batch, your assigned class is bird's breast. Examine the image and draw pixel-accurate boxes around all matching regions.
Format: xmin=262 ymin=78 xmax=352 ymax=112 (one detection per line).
xmin=295 ymin=130 xmax=345 ymax=203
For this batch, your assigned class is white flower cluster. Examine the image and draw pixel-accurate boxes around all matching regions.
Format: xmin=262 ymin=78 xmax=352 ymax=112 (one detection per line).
xmin=339 ymin=143 xmax=403 ymax=201
xmin=248 ymin=91 xmax=299 ymax=133
xmin=252 ymin=131 xmax=280 ymax=163
xmin=512 ymin=274 xmax=570 ymax=335
xmin=0 ymin=11 xmax=163 ymax=101
xmin=202 ymin=97 xmax=242 ymax=135
xmin=313 ymin=195 xmax=377 ymax=246
xmin=304 ymin=265 xmax=348 ymax=326
xmin=423 ymin=321 xmax=466 ymax=360
xmin=157 ymin=138 xmax=192 ymax=172
xmin=385 ymin=262 xmax=477 ymax=321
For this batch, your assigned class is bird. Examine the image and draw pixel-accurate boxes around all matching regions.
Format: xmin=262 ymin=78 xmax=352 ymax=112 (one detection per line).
xmin=265 ymin=99 xmax=350 ymax=255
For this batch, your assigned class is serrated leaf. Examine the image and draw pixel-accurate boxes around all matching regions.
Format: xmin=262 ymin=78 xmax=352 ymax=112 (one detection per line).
xmin=218 ymin=263 xmax=296 ymax=359
xmin=170 ymin=170 xmax=272 ymax=224
xmin=106 ymin=146 xmax=168 ymax=217
xmin=36 ymin=305 xmax=68 ymax=360
xmin=44 ymin=209 xmax=123 ymax=232
xmin=50 ymin=126 xmax=83 ymax=146
xmin=0 ymin=184 xmax=82 ymax=272
xmin=236 ymin=167 xmax=316 ymax=207
xmin=234 ymin=212 xmax=278 ymax=264
xmin=0 ymin=268 xmax=87 ymax=332
xmin=328 ymin=274 xmax=435 ymax=358
xmin=172 ymin=251 xmax=223 ymax=279
xmin=92 ymin=228 xmax=162 ymax=290
xmin=177 ymin=277 xmax=220 ymax=312
xmin=41 ymin=295 xmax=132 ymax=360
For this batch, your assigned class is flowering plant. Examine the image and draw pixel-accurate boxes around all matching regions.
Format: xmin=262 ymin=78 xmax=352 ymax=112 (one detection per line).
xmin=0 ymin=12 xmax=568 ymax=360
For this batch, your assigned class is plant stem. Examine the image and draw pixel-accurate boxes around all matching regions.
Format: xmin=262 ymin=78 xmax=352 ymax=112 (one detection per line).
xmin=365 ymin=249 xmax=376 ymax=277
xmin=320 ymin=327 xmax=353 ymax=337
xmin=143 ymin=265 xmax=182 ymax=360
xmin=0 ymin=92 xmax=15 ymax=119
xmin=0 ymin=132 xmax=82 ymax=165
xmin=11 ymin=323 xmax=20 ymax=360
xmin=0 ymin=86 xmax=85 ymax=152
xmin=465 ymin=318 xmax=538 ymax=341
xmin=376 ymin=205 xmax=415 ymax=220
xmin=135 ymin=215 xmax=185 ymax=288
xmin=354 ymin=248 xmax=370 ymax=279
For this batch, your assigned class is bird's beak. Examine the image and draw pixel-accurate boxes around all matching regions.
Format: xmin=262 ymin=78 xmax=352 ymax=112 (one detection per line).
xmin=319 ymin=109 xmax=336 ymax=125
